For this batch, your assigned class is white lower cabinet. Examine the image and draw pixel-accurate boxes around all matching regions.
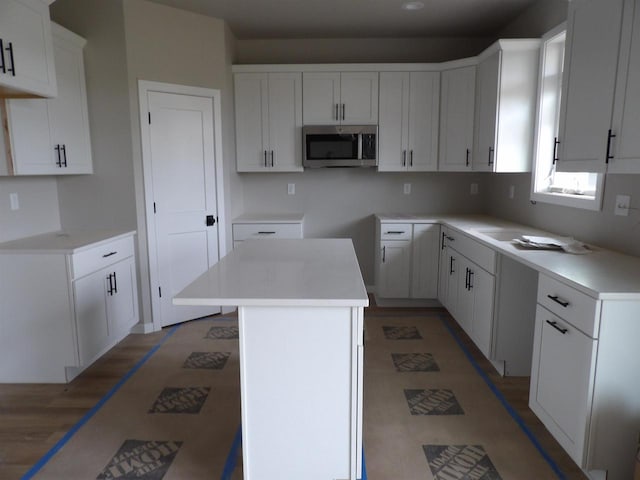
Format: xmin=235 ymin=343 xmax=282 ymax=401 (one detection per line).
xmin=375 ymin=219 xmax=440 ymax=300
xmin=0 ymin=232 xmax=139 ymax=383
xmin=530 ymin=274 xmax=640 ymax=480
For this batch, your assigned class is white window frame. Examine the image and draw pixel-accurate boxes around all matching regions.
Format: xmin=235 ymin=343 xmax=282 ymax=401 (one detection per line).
xmin=530 ymin=23 xmax=605 ymax=211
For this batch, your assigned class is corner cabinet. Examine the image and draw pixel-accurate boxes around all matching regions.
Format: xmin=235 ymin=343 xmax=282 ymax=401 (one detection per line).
xmin=234 ymin=72 xmax=303 ymax=172
xmin=439 ymin=64 xmax=475 ymax=172
xmin=2 ymin=23 xmax=92 ymax=175
xmin=473 ymin=40 xmax=540 ymax=173
xmin=374 ymin=218 xmax=440 ymax=300
xmin=302 ymin=71 xmax=378 ymax=125
xmin=556 ymin=0 xmax=640 ymax=174
xmin=378 ymin=71 xmax=440 ymax=172
xmin=0 ymin=232 xmax=139 ymax=383
xmin=0 ymin=0 xmax=57 ymax=98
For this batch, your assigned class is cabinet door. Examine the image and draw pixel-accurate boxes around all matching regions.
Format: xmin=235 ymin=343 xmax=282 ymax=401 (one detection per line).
xmin=235 ymin=73 xmax=269 ymax=171
xmin=411 ymin=224 xmax=440 ymax=299
xmin=610 ymin=0 xmax=640 ymax=174
xmin=47 ymin=29 xmax=92 ymax=174
xmin=556 ymin=0 xmax=625 ymax=173
xmin=0 ymin=0 xmax=56 ymax=97
xmin=474 ymin=51 xmax=500 ymax=172
xmin=339 ymin=72 xmax=378 ymax=125
xmin=5 ymin=97 xmax=55 ymax=174
xmin=378 ymin=72 xmax=409 ymax=172
xmin=439 ymin=66 xmax=475 ymax=171
xmin=407 ymin=72 xmax=439 ymax=171
xmin=469 ymin=266 xmax=495 ymax=358
xmin=266 ymin=72 xmax=303 ymax=172
xmin=530 ymin=306 xmax=596 ymax=464
xmin=106 ymin=258 xmax=138 ymax=337
xmin=378 ymin=240 xmax=411 ymax=298
xmin=74 ymin=269 xmax=110 ymax=367
xmin=302 ymin=72 xmax=340 ymax=125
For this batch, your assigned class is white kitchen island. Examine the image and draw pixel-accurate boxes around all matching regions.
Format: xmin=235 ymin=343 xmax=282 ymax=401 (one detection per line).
xmin=174 ymin=238 xmax=368 ymax=480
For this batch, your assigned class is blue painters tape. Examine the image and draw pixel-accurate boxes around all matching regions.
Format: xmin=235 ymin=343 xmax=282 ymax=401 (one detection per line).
xmin=361 ymin=446 xmax=368 ymax=480
xmin=221 ymin=425 xmax=242 ymax=480
xmin=438 ymin=314 xmax=567 ymax=480
xmin=21 ymin=323 xmax=182 ymax=480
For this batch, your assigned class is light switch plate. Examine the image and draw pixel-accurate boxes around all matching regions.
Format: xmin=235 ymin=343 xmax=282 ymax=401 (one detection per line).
xmin=9 ymin=193 xmax=19 ymax=211
xmin=470 ymin=183 xmax=479 ymax=195
xmin=403 ymin=183 xmax=411 ymax=195
xmin=287 ymin=183 xmax=295 ymax=195
xmin=615 ymin=194 xmax=630 ymax=216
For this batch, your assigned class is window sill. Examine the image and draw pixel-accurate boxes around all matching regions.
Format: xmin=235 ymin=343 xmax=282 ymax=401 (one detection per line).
xmin=530 ymin=189 xmax=603 ymax=211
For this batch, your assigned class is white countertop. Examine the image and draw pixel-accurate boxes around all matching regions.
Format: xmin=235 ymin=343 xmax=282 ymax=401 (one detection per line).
xmin=174 ymin=238 xmax=369 ymax=307
xmin=377 ymin=214 xmax=640 ymax=300
xmin=0 ymin=230 xmax=136 ymax=255
xmin=233 ymin=213 xmax=305 ymax=224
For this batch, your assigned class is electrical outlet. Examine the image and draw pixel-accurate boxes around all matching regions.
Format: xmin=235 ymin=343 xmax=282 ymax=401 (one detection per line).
xmin=614 ymin=194 xmax=631 ymax=216
xmin=403 ymin=183 xmax=411 ymax=195
xmin=287 ymin=183 xmax=295 ymax=195
xmin=470 ymin=183 xmax=479 ymax=195
xmin=9 ymin=193 xmax=19 ymax=211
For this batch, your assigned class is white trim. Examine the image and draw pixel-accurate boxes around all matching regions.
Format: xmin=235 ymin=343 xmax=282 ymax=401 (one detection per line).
xmin=137 ymin=80 xmax=227 ymax=333
xmin=232 ymin=61 xmax=476 ymax=73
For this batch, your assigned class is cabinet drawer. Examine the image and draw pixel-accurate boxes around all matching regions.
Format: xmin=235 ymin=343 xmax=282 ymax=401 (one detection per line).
xmin=379 ymin=223 xmax=412 ymax=241
xmin=447 ymin=230 xmax=496 ymax=274
xmin=233 ymin=223 xmax=303 ymax=241
xmin=537 ymin=274 xmax=600 ymax=338
xmin=71 ymin=236 xmax=134 ymax=280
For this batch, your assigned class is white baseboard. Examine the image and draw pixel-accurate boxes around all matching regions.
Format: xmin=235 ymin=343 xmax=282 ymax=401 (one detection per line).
xmin=130 ymin=322 xmax=157 ymax=334
xmin=372 ymin=295 xmax=443 ymax=308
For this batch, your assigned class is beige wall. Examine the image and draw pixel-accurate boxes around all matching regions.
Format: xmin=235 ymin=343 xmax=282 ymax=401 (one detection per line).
xmin=236 ymin=37 xmax=494 ymax=64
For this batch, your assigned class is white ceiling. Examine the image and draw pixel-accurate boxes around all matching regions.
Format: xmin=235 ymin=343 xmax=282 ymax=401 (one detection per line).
xmin=145 ymin=0 xmax=540 ymax=39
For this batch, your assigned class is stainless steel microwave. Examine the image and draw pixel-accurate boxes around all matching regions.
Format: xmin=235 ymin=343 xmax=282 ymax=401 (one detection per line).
xmin=302 ymin=125 xmax=377 ymax=168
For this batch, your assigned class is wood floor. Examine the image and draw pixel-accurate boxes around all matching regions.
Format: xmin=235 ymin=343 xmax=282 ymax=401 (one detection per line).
xmin=0 ymin=302 xmax=587 ymax=480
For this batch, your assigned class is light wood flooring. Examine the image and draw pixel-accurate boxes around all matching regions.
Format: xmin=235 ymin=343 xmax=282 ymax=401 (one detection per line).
xmin=0 ymin=301 xmax=587 ymax=480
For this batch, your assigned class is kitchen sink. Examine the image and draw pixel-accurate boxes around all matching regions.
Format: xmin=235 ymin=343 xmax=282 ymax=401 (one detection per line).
xmin=475 ymin=229 xmax=533 ymax=242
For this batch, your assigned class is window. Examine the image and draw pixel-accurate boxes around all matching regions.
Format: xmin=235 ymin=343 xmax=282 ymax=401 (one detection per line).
xmin=531 ymin=24 xmax=604 ymax=210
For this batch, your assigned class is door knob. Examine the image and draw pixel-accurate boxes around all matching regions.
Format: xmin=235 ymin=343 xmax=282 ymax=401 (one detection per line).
xmin=206 ymin=215 xmax=216 ymax=226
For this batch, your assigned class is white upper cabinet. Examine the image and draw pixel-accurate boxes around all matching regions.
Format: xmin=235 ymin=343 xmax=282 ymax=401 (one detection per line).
xmin=556 ymin=0 xmax=625 ymax=173
xmin=378 ymin=71 xmax=439 ymax=172
xmin=609 ymin=0 xmax=640 ymax=174
xmin=3 ymin=23 xmax=92 ymax=175
xmin=0 ymin=0 xmax=56 ymax=98
xmin=235 ymin=72 xmax=303 ymax=172
xmin=303 ymin=71 xmax=378 ymax=125
xmin=439 ymin=65 xmax=475 ymax=172
xmin=473 ymin=40 xmax=540 ymax=173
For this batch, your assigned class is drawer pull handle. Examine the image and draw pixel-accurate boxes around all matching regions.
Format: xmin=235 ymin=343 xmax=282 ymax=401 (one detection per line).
xmin=385 ymin=231 xmax=405 ymax=235
xmin=102 ymin=251 xmax=117 ymax=258
xmin=546 ymin=320 xmax=568 ymax=335
xmin=446 ymin=235 xmax=455 ymax=242
xmin=257 ymin=231 xmax=276 ymax=235
xmin=547 ymin=294 xmax=569 ymax=308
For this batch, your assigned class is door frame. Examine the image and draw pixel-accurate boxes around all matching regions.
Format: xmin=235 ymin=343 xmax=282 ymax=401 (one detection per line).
xmin=138 ymin=80 xmax=227 ymax=332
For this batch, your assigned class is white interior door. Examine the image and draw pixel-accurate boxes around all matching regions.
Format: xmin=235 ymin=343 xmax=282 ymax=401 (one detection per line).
xmin=147 ymin=91 xmax=221 ymax=327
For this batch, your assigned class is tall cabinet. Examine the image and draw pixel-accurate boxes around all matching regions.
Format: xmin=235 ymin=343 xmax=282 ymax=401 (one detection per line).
xmin=234 ymin=72 xmax=303 ymax=172
xmin=2 ymin=23 xmax=92 ymax=175
xmin=473 ymin=40 xmax=540 ymax=173
xmin=378 ymin=71 xmax=440 ymax=172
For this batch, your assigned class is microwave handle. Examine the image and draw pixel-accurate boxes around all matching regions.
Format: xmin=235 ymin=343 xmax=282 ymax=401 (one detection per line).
xmin=357 ymin=133 xmax=363 ymax=160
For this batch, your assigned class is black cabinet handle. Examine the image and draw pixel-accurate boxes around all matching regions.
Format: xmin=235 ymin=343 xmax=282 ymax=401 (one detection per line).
xmin=468 ymin=270 xmax=474 ymax=290
xmin=546 ymin=320 xmax=568 ymax=335
xmin=335 ymin=104 xmax=339 ymax=121
xmin=547 ymin=294 xmax=569 ymax=308
xmin=270 ymin=150 xmax=274 ymax=167
xmin=409 ymin=150 xmax=413 ymax=167
xmin=449 ymin=256 xmax=455 ymax=274
xmin=102 ymin=251 xmax=117 ymax=258
xmin=342 ymin=103 xmax=345 ymax=121
xmin=263 ymin=150 xmax=267 ymax=167
xmin=446 ymin=235 xmax=455 ymax=242
xmin=0 ymin=39 xmax=5 ymax=74
xmin=488 ymin=146 xmax=494 ymax=166
xmin=382 ymin=246 xmax=386 ymax=263
xmin=552 ymin=137 xmax=560 ymax=164
xmin=113 ymin=271 xmax=117 ymax=294
xmin=55 ymin=145 xmax=62 ymax=167
xmin=402 ymin=150 xmax=406 ymax=167
xmin=606 ymin=129 xmax=616 ymax=164
xmin=257 ymin=231 xmax=276 ymax=235
xmin=107 ymin=273 xmax=114 ymax=295
xmin=6 ymin=42 xmax=15 ymax=76
xmin=465 ymin=148 xmax=470 ymax=166
xmin=61 ymin=144 xmax=67 ymax=167
xmin=441 ymin=231 xmax=446 ymax=250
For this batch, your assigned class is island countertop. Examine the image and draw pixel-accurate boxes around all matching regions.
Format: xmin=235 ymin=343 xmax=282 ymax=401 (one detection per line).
xmin=174 ymin=238 xmax=369 ymax=308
